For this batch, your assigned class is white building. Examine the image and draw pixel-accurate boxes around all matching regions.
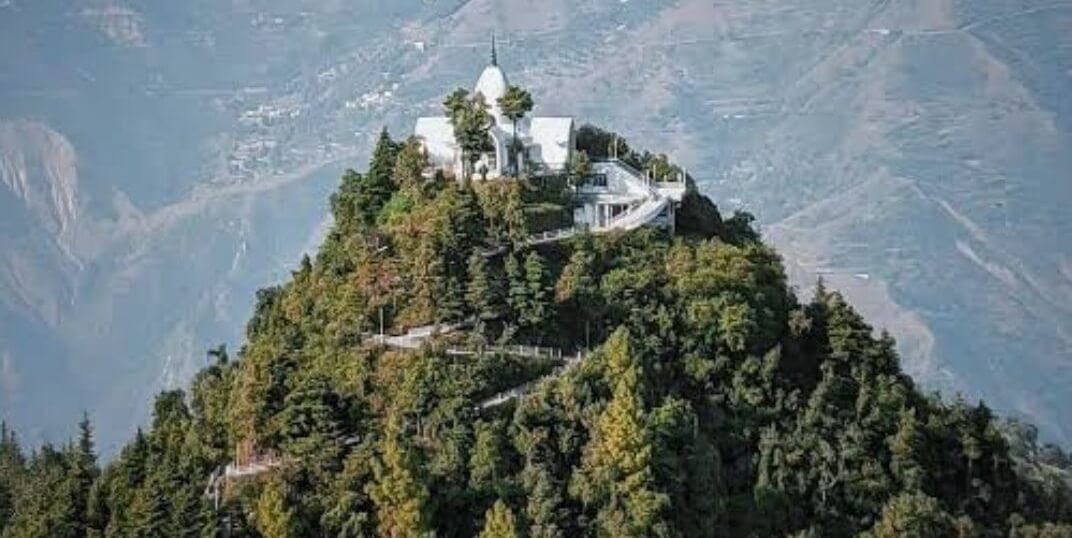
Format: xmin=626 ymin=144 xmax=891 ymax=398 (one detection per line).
xmin=414 ymin=41 xmax=687 ymax=234
xmin=414 ymin=41 xmax=573 ymax=179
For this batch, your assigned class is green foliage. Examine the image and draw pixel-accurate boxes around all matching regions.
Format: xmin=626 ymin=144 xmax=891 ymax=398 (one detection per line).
xmin=253 ymin=479 xmax=296 ymax=538
xmin=467 ymin=252 xmax=504 ymax=323
xmin=368 ymin=418 xmax=432 ymax=538
xmin=571 ymin=329 xmax=670 ymax=537
xmin=497 ymin=85 xmax=534 ymax=175
xmin=863 ymin=492 xmax=956 ymax=538
xmin=570 ymin=150 xmax=592 ymax=185
xmin=478 ymin=500 xmax=521 ymax=538
xmin=445 ymin=88 xmax=493 ymax=178
xmin=2 ymin=124 xmax=1070 ymax=538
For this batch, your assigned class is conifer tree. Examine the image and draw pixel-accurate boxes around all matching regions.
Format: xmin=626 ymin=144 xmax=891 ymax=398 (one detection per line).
xmin=466 ymin=252 xmax=502 ymax=322
xmin=889 ymin=408 xmax=924 ymax=491
xmin=367 ymin=417 xmax=431 ymax=538
xmin=522 ymin=461 xmax=566 ymax=538
xmin=571 ymin=328 xmax=669 ymax=537
xmin=555 ymin=242 xmax=600 ymax=346
xmin=392 ymin=137 xmax=429 ymax=192
xmin=478 ymin=500 xmax=521 ymax=538
xmin=521 ymin=251 xmax=550 ymax=334
xmin=357 ymin=128 xmax=401 ymax=224
xmin=864 ymin=492 xmax=955 ymax=538
xmin=70 ymin=413 xmax=99 ymax=537
xmin=505 ymin=252 xmax=527 ymax=329
xmin=0 ymin=423 xmax=22 ymax=532
xmin=330 ymin=169 xmax=365 ymax=234
xmin=469 ymin=421 xmax=508 ymax=497
xmin=255 ymin=479 xmax=298 ymax=538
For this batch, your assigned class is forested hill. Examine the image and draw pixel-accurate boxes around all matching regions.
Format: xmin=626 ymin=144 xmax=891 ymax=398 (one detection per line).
xmin=1 ymin=127 xmax=1071 ymax=537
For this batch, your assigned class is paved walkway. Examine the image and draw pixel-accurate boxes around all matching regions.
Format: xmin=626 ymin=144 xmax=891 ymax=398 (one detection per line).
xmin=366 ymin=322 xmax=463 ymax=350
xmin=475 ymin=351 xmax=586 ymax=410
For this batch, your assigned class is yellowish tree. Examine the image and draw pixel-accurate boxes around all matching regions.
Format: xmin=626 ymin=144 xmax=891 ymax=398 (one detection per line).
xmin=367 ymin=416 xmax=431 ymax=538
xmin=571 ymin=328 xmax=669 ymax=537
xmin=478 ymin=499 xmax=521 ymax=538
xmin=255 ymin=479 xmax=297 ymax=538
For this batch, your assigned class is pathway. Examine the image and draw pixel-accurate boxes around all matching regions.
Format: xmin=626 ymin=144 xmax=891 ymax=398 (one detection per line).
xmin=475 ymin=350 xmax=587 ymax=410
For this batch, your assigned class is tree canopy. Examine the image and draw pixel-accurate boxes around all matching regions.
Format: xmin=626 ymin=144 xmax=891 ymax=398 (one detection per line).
xmin=1 ymin=124 xmax=1069 ymax=538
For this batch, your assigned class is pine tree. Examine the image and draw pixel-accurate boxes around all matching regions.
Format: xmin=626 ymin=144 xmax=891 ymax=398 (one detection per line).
xmin=367 ymin=417 xmax=431 ymax=538
xmin=469 ymin=421 xmax=508 ymax=497
xmin=505 ymin=253 xmax=527 ymax=329
xmin=357 ymin=128 xmax=401 ymax=224
xmin=521 ymin=251 xmax=551 ymax=334
xmin=392 ymin=138 xmax=429 ymax=193
xmin=2 ymin=445 xmax=78 ymax=538
xmin=478 ymin=500 xmax=521 ymax=538
xmin=70 ymin=413 xmax=99 ymax=537
xmin=571 ymin=328 xmax=669 ymax=537
xmin=330 ymin=169 xmax=365 ymax=233
xmin=864 ymin=492 xmax=955 ymax=538
xmin=0 ymin=423 xmax=23 ymax=531
xmin=467 ymin=253 xmax=503 ymax=322
xmin=889 ymin=408 xmax=924 ymax=491
xmin=255 ymin=479 xmax=298 ymax=538
xmin=523 ymin=461 xmax=565 ymax=538
xmin=555 ymin=243 xmax=600 ymax=347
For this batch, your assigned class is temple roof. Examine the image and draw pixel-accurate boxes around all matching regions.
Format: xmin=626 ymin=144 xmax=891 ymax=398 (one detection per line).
xmin=474 ymin=63 xmax=509 ymax=122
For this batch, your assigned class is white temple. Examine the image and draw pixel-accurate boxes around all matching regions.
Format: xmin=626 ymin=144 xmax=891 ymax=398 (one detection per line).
xmin=413 ymin=40 xmax=687 ymax=234
xmin=414 ymin=39 xmax=574 ymax=179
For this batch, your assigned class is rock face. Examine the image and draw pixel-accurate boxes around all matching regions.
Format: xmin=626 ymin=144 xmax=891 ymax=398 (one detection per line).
xmin=0 ymin=0 xmax=1069 ymax=448
xmin=0 ymin=122 xmax=80 ymax=248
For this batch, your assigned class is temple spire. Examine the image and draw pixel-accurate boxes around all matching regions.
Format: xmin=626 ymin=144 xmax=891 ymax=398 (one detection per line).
xmin=491 ymin=32 xmax=498 ymax=66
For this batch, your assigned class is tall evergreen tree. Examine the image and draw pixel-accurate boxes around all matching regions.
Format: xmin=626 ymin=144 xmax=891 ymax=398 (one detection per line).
xmin=70 ymin=413 xmax=99 ymax=537
xmin=255 ymin=479 xmax=298 ymax=538
xmin=367 ymin=417 xmax=431 ymax=538
xmin=466 ymin=252 xmax=502 ymax=322
xmin=478 ymin=500 xmax=521 ymax=538
xmin=357 ymin=128 xmax=401 ymax=224
xmin=864 ymin=492 xmax=955 ymax=538
xmin=571 ymin=328 xmax=669 ymax=537
xmin=521 ymin=251 xmax=551 ymax=335
xmin=497 ymin=86 xmax=534 ymax=174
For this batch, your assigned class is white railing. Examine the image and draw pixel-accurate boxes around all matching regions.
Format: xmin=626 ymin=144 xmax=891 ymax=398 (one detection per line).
xmin=527 ymin=227 xmax=579 ymax=245
xmin=447 ymin=344 xmax=564 ymax=360
xmin=224 ymin=454 xmax=285 ymax=479
xmin=475 ymin=350 xmax=587 ymax=410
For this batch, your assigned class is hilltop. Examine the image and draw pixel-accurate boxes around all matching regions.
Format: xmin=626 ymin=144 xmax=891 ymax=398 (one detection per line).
xmin=1 ymin=125 xmax=1070 ymax=537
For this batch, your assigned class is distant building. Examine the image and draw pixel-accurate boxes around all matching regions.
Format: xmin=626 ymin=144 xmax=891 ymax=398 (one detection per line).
xmin=414 ymin=38 xmax=686 ymax=234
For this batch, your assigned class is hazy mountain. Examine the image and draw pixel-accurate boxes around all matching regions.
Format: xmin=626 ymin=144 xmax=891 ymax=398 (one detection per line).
xmin=1 ymin=0 xmax=1069 ymax=451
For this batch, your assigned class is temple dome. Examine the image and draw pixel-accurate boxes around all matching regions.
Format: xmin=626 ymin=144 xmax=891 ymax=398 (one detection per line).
xmin=474 ymin=64 xmax=509 ymax=123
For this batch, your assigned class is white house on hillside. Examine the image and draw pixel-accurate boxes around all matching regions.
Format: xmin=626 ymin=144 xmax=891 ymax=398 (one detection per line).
xmin=414 ymin=41 xmax=687 ymax=234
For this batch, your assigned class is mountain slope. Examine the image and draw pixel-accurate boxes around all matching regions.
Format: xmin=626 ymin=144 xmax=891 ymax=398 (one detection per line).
xmin=5 ymin=139 xmax=1071 ymax=537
